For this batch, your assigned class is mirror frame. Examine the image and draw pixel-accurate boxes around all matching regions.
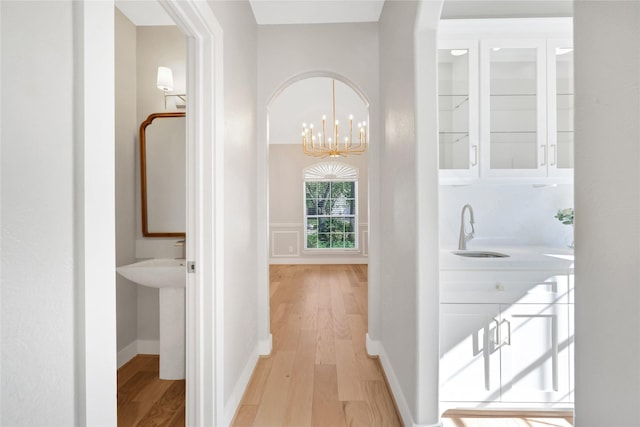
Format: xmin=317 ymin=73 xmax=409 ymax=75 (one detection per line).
xmin=139 ymin=112 xmax=186 ymax=238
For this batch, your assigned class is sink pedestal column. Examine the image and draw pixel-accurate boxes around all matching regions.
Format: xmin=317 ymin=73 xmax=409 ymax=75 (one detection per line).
xmin=159 ymin=287 xmax=185 ymax=380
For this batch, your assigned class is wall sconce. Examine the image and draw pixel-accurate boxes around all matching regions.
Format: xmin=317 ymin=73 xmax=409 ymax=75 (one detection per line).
xmin=157 ymin=66 xmax=186 ymax=109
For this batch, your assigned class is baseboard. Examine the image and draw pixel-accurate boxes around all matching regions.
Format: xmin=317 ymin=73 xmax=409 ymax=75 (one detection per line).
xmin=117 ymin=341 xmax=139 ymax=368
xmin=117 ymin=339 xmax=160 ymax=368
xmin=366 ymin=333 xmax=380 ymax=356
xmin=372 ymin=338 xmax=442 ymax=427
xmin=269 ymin=257 xmax=368 ymax=265
xmin=258 ymin=334 xmax=272 ymax=356
xmin=375 ymin=340 xmax=415 ymax=427
xmin=137 ymin=339 xmax=160 ymax=355
xmin=223 ymin=343 xmax=261 ymax=426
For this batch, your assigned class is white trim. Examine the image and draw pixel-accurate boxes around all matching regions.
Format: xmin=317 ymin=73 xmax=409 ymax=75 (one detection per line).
xmin=116 ymin=340 xmax=161 ymax=369
xmin=137 ymin=339 xmax=160 ymax=355
xmin=365 ymin=333 xmax=379 ymax=356
xmin=117 ymin=342 xmax=138 ymax=369
xmin=271 ymin=230 xmax=300 ymax=257
xmin=75 ymin=2 xmax=117 ymax=424
xmin=270 ymin=222 xmax=304 ymax=228
xmin=302 ymin=249 xmax=360 ymax=254
xmin=377 ymin=342 xmax=413 ymax=425
xmin=270 ymin=257 xmax=368 ymax=265
xmin=159 ymin=1 xmax=223 ymax=426
xmin=259 ymin=334 xmax=273 ymax=356
xmin=270 ymin=222 xmax=369 ymax=227
xmin=416 ymin=2 xmax=444 ymax=425
xmin=222 ymin=345 xmax=260 ymax=426
xmin=366 ymin=337 xmax=442 ymax=427
xmin=361 ymin=230 xmax=369 ymax=256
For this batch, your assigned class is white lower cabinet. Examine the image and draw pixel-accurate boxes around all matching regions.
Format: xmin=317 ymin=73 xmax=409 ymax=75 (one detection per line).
xmin=440 ymin=303 xmax=502 ymax=402
xmin=440 ymin=273 xmax=573 ymax=407
xmin=500 ymin=303 xmax=570 ymax=403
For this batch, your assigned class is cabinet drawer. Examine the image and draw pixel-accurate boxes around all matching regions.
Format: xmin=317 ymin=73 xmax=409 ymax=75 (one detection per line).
xmin=441 ymin=278 xmax=569 ymax=304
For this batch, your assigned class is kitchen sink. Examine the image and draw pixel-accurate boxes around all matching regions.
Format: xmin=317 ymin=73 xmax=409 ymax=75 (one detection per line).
xmin=452 ymin=250 xmax=510 ymax=258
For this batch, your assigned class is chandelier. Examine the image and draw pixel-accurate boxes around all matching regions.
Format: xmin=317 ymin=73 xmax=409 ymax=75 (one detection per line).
xmin=301 ymin=80 xmax=367 ymax=158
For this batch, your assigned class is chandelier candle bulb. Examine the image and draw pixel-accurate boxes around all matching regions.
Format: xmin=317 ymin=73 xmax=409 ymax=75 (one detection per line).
xmin=322 ymin=115 xmax=326 ymax=147
xmin=310 ymin=124 xmax=314 ymax=147
xmin=349 ymin=115 xmax=353 ymax=147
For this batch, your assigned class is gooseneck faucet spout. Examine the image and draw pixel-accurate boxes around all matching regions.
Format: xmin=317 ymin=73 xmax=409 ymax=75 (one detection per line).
xmin=458 ymin=204 xmax=475 ymax=250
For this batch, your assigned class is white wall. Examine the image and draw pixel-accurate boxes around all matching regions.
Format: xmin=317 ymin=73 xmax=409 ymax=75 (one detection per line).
xmin=1 ymin=2 xmax=77 ymax=424
xmin=440 ymin=184 xmax=574 ymax=248
xmin=115 ymin=7 xmax=139 ymax=359
xmin=206 ymin=1 xmax=259 ymax=424
xmin=378 ymin=1 xmax=422 ymax=424
xmin=2 ymin=1 xmax=117 ymax=424
xmin=574 ymin=1 xmax=640 ymax=425
xmin=269 ymin=145 xmax=369 ymax=263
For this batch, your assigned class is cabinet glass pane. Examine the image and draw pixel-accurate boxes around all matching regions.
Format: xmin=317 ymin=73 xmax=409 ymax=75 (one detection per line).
xmin=490 ymin=48 xmax=537 ymax=169
xmin=439 ymin=49 xmax=470 ymax=170
xmin=556 ymin=47 xmax=574 ymax=169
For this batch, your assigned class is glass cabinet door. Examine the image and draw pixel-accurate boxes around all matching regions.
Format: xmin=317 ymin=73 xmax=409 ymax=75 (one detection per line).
xmin=438 ymin=41 xmax=479 ymax=180
xmin=482 ymin=41 xmax=546 ymax=177
xmin=548 ymin=41 xmax=574 ymax=176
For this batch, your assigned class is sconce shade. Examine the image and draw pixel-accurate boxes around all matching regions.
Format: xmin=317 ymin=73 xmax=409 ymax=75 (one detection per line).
xmin=157 ymin=66 xmax=174 ymax=91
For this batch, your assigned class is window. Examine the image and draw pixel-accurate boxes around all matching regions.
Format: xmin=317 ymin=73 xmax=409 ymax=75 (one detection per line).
xmin=303 ymin=162 xmax=358 ymax=250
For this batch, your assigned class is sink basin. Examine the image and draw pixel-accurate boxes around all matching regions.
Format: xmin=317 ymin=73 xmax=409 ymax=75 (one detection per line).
xmin=116 ymin=258 xmax=186 ymax=288
xmin=452 ymin=250 xmax=510 ymax=258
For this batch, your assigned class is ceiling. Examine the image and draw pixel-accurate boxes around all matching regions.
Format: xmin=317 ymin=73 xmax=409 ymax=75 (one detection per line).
xmin=116 ymin=0 xmax=385 ymax=26
xmin=115 ymin=0 xmax=571 ymax=27
xmin=249 ymin=0 xmax=385 ymax=25
xmin=115 ymin=0 xmax=174 ymax=26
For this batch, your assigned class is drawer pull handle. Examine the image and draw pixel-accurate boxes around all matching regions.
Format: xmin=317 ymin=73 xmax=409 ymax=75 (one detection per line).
xmin=500 ymin=319 xmax=511 ymax=346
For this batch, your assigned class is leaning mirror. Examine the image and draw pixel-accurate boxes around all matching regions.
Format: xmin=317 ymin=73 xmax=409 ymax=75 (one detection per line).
xmin=139 ymin=112 xmax=186 ymax=237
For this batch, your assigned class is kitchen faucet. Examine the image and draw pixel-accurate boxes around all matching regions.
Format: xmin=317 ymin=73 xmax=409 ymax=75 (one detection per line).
xmin=458 ymin=204 xmax=475 ymax=250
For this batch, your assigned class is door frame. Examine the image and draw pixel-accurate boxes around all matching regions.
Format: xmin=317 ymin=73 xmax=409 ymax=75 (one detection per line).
xmin=155 ymin=1 xmax=224 ymax=425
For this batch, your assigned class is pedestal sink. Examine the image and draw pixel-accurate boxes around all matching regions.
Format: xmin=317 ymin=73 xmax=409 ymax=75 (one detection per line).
xmin=117 ymin=258 xmax=186 ymax=380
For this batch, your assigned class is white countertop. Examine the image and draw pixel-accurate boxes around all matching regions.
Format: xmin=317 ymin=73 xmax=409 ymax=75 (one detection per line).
xmin=440 ymin=246 xmax=574 ymax=272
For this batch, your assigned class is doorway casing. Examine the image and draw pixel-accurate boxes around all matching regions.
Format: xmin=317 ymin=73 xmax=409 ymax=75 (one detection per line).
xmin=151 ymin=1 xmax=224 ymax=425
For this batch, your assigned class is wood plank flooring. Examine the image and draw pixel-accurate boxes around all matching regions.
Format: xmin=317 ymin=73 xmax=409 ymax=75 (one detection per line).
xmin=118 ymin=265 xmax=574 ymax=427
xmin=232 ymin=264 xmax=403 ymax=427
xmin=117 ymin=355 xmax=185 ymax=426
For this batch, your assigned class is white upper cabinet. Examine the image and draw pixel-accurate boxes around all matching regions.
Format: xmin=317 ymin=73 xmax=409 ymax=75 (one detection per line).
xmin=438 ymin=40 xmax=479 ymax=180
xmin=548 ymin=39 xmax=574 ymax=177
xmin=482 ymin=39 xmax=547 ymax=177
xmin=438 ymin=18 xmax=573 ymax=184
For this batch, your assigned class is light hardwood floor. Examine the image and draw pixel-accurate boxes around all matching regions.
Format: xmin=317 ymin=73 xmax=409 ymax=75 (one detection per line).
xmin=117 ymin=265 xmax=574 ymax=427
xmin=232 ymin=264 xmax=403 ymax=427
xmin=117 ymin=355 xmax=185 ymax=426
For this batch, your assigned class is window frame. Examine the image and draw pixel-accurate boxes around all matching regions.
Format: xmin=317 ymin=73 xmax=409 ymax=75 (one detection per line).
xmin=302 ymin=162 xmax=359 ymax=252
